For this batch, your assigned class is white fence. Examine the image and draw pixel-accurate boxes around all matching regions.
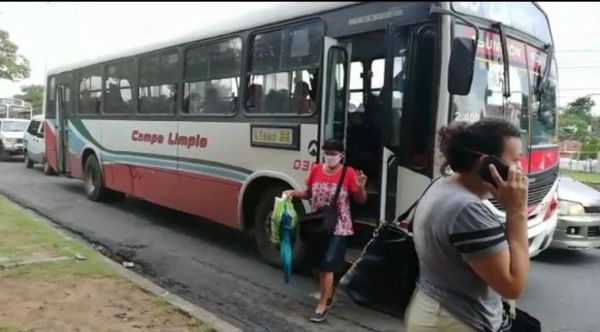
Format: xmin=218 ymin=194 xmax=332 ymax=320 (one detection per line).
xmin=560 ymin=152 xmax=600 ymax=172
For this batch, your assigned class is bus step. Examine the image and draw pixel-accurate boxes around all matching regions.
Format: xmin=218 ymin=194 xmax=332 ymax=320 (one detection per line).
xmin=353 ymin=218 xmax=378 ymax=227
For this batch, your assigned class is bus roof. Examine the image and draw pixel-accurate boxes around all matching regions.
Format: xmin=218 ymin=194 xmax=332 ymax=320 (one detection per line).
xmin=48 ymin=2 xmax=357 ymax=76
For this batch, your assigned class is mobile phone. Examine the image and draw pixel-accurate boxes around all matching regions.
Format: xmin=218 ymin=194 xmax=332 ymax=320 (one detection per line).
xmin=479 ymin=155 xmax=509 ymax=187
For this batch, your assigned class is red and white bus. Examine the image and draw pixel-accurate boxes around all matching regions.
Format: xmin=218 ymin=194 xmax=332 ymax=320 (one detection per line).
xmin=43 ymin=2 xmax=559 ymax=264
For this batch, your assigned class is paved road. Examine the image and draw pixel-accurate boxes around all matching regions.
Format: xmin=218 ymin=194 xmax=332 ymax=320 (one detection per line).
xmin=1 ymin=160 xmax=599 ymax=331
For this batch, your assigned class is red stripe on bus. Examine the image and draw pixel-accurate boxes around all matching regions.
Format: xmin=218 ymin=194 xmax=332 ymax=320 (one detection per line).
xmin=102 ymin=163 xmax=242 ymax=229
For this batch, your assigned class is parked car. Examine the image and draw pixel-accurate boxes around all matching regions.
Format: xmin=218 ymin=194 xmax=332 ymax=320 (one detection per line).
xmin=23 ymin=115 xmax=53 ymax=174
xmin=551 ymin=176 xmax=600 ymax=250
xmin=0 ymin=119 xmax=28 ymax=160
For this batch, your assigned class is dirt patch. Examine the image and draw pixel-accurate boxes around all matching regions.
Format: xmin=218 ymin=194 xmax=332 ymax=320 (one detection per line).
xmin=0 ymin=276 xmax=206 ymax=332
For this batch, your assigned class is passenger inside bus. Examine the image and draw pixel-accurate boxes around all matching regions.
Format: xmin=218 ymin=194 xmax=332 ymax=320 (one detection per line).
xmin=105 ymin=83 xmax=125 ymax=111
xmin=203 ymin=87 xmax=221 ymax=113
xmin=245 ymin=83 xmax=263 ymax=112
xmin=292 ymin=81 xmax=315 ymax=114
xmin=265 ymin=89 xmax=286 ymax=113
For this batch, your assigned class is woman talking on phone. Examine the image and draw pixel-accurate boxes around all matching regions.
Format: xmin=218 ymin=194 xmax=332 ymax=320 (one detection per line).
xmin=405 ymin=119 xmax=529 ymax=332
xmin=284 ymin=138 xmax=367 ymax=323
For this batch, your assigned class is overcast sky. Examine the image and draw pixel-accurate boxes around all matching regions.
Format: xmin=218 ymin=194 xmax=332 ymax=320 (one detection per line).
xmin=1 ymin=2 xmax=600 ymax=109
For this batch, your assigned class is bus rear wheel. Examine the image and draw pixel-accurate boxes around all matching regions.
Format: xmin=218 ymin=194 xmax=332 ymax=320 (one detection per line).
xmin=84 ymin=154 xmax=113 ymax=201
xmin=254 ymin=185 xmax=306 ymax=269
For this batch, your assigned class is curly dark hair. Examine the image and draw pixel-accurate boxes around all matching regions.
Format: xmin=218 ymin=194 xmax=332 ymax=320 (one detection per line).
xmin=438 ymin=119 xmax=521 ymax=175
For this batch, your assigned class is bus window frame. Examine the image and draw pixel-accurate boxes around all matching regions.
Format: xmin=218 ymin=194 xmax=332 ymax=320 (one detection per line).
xmin=76 ymin=64 xmax=104 ymax=116
xmin=136 ymin=47 xmax=182 ymax=118
xmin=243 ymin=18 xmax=325 ymax=119
xmin=102 ymin=56 xmax=138 ymax=117
xmin=180 ymin=35 xmax=244 ymax=119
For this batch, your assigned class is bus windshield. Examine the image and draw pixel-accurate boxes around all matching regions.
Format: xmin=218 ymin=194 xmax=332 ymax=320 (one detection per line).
xmin=452 ymin=2 xmax=552 ymax=44
xmin=451 ymin=24 xmax=556 ymax=148
xmin=1 ymin=120 xmax=28 ymax=132
xmin=531 ymin=56 xmax=557 ymax=145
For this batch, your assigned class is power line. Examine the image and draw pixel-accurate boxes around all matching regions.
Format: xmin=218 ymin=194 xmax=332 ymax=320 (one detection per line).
xmin=559 ymin=88 xmax=600 ymax=91
xmin=556 ymin=50 xmax=600 ymax=53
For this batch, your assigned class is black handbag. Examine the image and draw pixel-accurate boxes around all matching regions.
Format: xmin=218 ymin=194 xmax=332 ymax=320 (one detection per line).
xmin=299 ymin=165 xmax=348 ymax=242
xmin=500 ymin=302 xmax=542 ymax=332
xmin=339 ymin=179 xmax=439 ymax=318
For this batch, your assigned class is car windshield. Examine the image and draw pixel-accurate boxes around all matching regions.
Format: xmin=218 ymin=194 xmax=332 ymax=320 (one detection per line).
xmin=1 ymin=121 xmax=28 ymax=132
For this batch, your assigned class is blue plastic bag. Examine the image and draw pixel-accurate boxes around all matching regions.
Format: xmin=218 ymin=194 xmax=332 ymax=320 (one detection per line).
xmin=280 ymin=205 xmax=293 ymax=283
xmin=271 ymin=195 xmax=297 ymax=283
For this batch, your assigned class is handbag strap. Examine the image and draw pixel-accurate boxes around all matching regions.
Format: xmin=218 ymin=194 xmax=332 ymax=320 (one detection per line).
xmin=329 ymin=165 xmax=348 ymax=206
xmin=396 ymin=177 xmax=442 ymax=231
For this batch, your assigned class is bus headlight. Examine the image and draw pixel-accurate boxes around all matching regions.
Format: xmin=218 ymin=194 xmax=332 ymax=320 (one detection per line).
xmin=558 ymin=201 xmax=585 ymax=216
xmin=4 ymin=138 xmax=18 ymax=144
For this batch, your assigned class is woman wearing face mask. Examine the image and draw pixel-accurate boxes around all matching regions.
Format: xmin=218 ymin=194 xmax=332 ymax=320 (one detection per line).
xmin=284 ymin=138 xmax=367 ymax=323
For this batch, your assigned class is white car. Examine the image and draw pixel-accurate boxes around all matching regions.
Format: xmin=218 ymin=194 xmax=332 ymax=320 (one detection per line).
xmin=23 ymin=115 xmax=53 ymax=174
xmin=0 ymin=119 xmax=28 ymax=160
xmin=551 ymin=176 xmax=600 ymax=250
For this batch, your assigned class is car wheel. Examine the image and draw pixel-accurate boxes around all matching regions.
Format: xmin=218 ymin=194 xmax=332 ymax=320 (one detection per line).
xmin=25 ymin=151 xmax=34 ymax=168
xmin=0 ymin=146 xmax=9 ymax=162
xmin=254 ymin=185 xmax=307 ymax=268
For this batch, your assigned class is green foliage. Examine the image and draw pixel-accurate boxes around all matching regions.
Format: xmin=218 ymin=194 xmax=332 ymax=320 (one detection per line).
xmin=13 ymin=85 xmax=44 ymax=115
xmin=0 ymin=30 xmax=30 ymax=81
xmin=558 ymin=96 xmax=596 ymax=142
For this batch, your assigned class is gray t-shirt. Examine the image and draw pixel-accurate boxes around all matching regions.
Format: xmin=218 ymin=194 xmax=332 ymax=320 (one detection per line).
xmin=413 ymin=178 xmax=508 ymax=332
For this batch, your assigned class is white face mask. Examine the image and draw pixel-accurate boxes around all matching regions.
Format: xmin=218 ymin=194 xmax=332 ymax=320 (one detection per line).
xmin=324 ymin=154 xmax=342 ymax=167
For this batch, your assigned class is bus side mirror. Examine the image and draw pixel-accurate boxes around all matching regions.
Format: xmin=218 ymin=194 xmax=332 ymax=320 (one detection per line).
xmin=448 ymin=37 xmax=476 ymax=96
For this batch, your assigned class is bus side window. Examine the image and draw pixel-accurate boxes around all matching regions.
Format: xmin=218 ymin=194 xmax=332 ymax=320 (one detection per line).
xmin=105 ymin=59 xmax=135 ymax=115
xmin=138 ymin=49 xmax=180 ymax=115
xmin=246 ymin=22 xmax=323 ymax=115
xmin=78 ymin=66 xmax=103 ymax=115
xmin=183 ymin=38 xmax=242 ymax=115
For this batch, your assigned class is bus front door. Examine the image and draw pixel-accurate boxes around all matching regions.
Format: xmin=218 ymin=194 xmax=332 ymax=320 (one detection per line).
xmin=56 ymin=84 xmax=72 ymax=174
xmin=320 ymin=37 xmax=351 ymax=158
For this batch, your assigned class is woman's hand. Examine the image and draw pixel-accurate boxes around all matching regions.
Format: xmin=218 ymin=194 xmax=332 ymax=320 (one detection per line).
xmin=283 ymin=190 xmax=295 ymax=199
xmin=355 ymin=170 xmax=368 ymax=189
xmin=486 ymin=164 xmax=528 ymax=215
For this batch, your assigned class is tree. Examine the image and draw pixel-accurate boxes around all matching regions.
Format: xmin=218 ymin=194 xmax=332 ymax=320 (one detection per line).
xmin=565 ymin=96 xmax=594 ymax=120
xmin=0 ymin=29 xmax=30 ymax=81
xmin=13 ymin=85 xmax=44 ymax=115
xmin=558 ymin=96 xmax=595 ymax=142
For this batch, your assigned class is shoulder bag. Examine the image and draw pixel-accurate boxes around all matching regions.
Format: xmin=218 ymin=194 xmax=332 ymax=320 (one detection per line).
xmin=299 ymin=165 xmax=348 ymax=243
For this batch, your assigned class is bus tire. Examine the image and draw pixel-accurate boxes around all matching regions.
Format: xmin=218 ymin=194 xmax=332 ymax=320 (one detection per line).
xmin=24 ymin=151 xmax=34 ymax=168
xmin=83 ymin=154 xmax=111 ymax=201
xmin=254 ymin=185 xmax=307 ymax=268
